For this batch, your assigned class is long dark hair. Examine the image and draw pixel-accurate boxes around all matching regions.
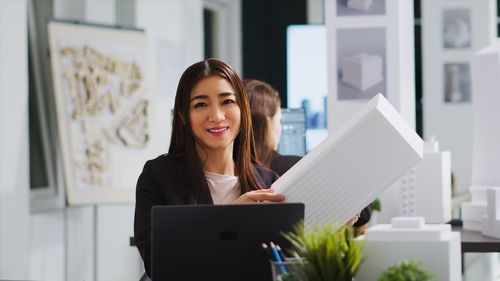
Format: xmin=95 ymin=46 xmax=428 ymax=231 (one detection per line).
xmin=169 ymin=59 xmax=263 ymax=203
xmin=244 ymin=79 xmax=281 ymax=167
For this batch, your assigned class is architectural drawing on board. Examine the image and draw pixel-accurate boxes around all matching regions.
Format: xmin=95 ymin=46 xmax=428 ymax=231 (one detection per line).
xmin=49 ymin=22 xmax=158 ymax=205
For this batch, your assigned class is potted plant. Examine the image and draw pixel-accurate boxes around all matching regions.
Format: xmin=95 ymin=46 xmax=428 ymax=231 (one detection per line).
xmin=376 ymin=259 xmax=435 ymax=281
xmin=281 ymin=222 xmax=364 ymax=281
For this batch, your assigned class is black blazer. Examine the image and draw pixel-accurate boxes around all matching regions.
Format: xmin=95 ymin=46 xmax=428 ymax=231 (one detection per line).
xmin=133 ymin=153 xmax=279 ymax=277
xmin=269 ymin=151 xmax=301 ymax=177
xmin=269 ymin=151 xmax=372 ymax=228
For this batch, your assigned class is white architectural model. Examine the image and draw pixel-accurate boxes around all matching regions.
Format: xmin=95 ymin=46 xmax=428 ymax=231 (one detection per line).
xmin=412 ymin=137 xmax=452 ymax=223
xmin=356 ymin=217 xmax=462 ymax=281
xmin=470 ymin=41 xmax=500 ymax=188
xmin=347 ymin=0 xmax=373 ymax=12
xmin=273 ymin=94 xmax=423 ymax=226
xmin=481 ymin=188 xmax=500 ymax=238
xmin=462 ymin=186 xmax=487 ymax=231
xmin=462 ymin=41 xmax=500 ymax=233
xmin=341 ymin=53 xmax=383 ymax=91
xmin=378 ymin=137 xmax=451 ymax=224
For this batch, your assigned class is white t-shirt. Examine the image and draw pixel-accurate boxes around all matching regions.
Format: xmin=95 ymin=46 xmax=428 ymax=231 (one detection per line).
xmin=204 ymin=171 xmax=241 ymax=205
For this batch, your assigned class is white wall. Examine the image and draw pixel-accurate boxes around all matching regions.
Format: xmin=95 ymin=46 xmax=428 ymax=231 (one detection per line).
xmin=1 ymin=1 xmax=204 ymax=280
xmin=136 ymin=0 xmax=204 ymax=153
xmin=0 ymin=0 xmax=30 ymax=279
xmin=325 ymin=0 xmax=415 ymax=131
xmin=422 ymin=0 xmax=497 ymax=194
xmin=307 ymin=0 xmax=324 ymax=24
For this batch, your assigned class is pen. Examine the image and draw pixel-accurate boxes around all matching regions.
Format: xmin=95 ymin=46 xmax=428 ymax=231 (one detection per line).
xmin=270 ymin=242 xmax=287 ymax=273
xmin=262 ymin=243 xmax=273 ymax=260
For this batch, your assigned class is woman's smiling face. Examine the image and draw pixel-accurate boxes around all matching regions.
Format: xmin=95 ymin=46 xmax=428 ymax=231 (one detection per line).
xmin=189 ymin=75 xmax=241 ymax=154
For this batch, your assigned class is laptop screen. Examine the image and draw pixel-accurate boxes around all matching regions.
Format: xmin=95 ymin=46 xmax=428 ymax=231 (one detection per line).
xmin=151 ymin=203 xmax=304 ymax=281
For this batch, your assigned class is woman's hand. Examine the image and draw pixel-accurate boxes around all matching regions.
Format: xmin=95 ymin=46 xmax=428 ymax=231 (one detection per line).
xmin=233 ymin=188 xmax=285 ymax=204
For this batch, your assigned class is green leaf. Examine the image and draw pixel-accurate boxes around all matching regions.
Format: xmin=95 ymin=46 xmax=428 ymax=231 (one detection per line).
xmin=376 ymin=259 xmax=436 ymax=281
xmin=372 ymin=198 xmax=382 ymax=212
xmin=281 ymin=221 xmax=365 ymax=281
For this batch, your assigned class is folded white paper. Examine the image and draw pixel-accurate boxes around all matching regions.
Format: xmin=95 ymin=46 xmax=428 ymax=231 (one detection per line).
xmin=272 ymin=94 xmax=423 ymax=225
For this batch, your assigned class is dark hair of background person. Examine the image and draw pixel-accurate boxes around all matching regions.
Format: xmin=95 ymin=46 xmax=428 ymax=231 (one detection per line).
xmin=169 ymin=58 xmax=263 ymax=203
xmin=244 ymin=79 xmax=281 ymax=167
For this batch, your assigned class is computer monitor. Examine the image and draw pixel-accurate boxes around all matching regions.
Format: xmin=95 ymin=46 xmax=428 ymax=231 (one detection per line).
xmin=151 ymin=203 xmax=304 ymax=281
xmin=278 ymin=108 xmax=307 ymax=156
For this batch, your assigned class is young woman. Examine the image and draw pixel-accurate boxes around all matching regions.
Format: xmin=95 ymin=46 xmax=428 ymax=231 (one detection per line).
xmin=134 ymin=60 xmax=284 ymax=276
xmin=244 ymin=79 xmax=372 ymax=229
xmin=244 ymin=79 xmax=301 ymax=175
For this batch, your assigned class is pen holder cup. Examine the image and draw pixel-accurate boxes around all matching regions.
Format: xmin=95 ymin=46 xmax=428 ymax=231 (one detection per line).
xmin=270 ymin=258 xmax=308 ymax=281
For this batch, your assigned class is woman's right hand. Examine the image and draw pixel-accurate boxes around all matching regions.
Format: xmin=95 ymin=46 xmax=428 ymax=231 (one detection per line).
xmin=233 ymin=188 xmax=285 ymax=204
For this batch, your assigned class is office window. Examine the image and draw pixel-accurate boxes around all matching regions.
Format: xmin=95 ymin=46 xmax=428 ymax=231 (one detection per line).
xmin=286 ymin=25 xmax=328 ymax=152
xmin=278 ymin=108 xmax=307 ymax=156
xmin=28 ymin=0 xmax=64 ymax=211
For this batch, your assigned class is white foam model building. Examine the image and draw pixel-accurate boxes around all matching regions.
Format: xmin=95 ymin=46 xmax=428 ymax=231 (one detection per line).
xmin=356 ymin=217 xmax=462 ymax=281
xmin=481 ymin=187 xmax=500 ymax=238
xmin=273 ymin=94 xmax=423 ymax=226
xmin=462 ymin=186 xmax=487 ymax=231
xmin=378 ymin=137 xmax=451 ymax=224
xmin=462 ymin=41 xmax=500 ymax=233
xmin=410 ymin=137 xmax=452 ymax=223
xmin=347 ymin=0 xmax=373 ymax=12
xmin=341 ymin=53 xmax=383 ymax=91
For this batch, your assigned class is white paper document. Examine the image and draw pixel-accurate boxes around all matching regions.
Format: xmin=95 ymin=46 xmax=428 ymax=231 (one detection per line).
xmin=272 ymin=94 xmax=423 ymax=225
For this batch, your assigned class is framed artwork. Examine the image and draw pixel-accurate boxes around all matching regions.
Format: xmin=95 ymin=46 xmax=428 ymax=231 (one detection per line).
xmin=442 ymin=9 xmax=471 ymax=49
xmin=48 ymin=21 xmax=158 ymax=205
xmin=337 ymin=0 xmax=386 ymax=16
xmin=337 ymin=27 xmax=386 ymax=100
xmin=443 ymin=63 xmax=471 ymax=103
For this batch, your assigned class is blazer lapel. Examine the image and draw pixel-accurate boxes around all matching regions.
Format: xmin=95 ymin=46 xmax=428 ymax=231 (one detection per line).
xmin=177 ymin=154 xmax=214 ymax=205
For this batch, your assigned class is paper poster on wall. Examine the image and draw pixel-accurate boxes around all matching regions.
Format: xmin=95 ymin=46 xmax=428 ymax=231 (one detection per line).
xmin=337 ymin=27 xmax=387 ymax=100
xmin=48 ymin=21 xmax=158 ymax=205
xmin=337 ymin=0 xmax=386 ymax=16
xmin=444 ymin=63 xmax=471 ymax=103
xmin=442 ymin=8 xmax=471 ymax=49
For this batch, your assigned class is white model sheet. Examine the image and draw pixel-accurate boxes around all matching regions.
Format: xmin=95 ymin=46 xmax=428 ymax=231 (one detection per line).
xmin=272 ymin=94 xmax=423 ymax=225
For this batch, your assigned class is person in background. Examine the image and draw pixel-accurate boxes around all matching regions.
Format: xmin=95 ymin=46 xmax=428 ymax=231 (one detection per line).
xmin=244 ymin=79 xmax=372 ymax=229
xmin=134 ymin=60 xmax=285 ymax=277
xmin=243 ymin=79 xmax=301 ymax=174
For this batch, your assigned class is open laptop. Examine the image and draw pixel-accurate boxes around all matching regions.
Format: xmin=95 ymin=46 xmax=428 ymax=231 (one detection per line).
xmin=151 ymin=203 xmax=304 ymax=281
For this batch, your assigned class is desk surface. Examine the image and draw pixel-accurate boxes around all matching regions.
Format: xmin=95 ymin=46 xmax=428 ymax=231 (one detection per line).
xmin=453 ymin=226 xmax=500 ymax=253
xmin=131 ymin=228 xmax=500 ymax=252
